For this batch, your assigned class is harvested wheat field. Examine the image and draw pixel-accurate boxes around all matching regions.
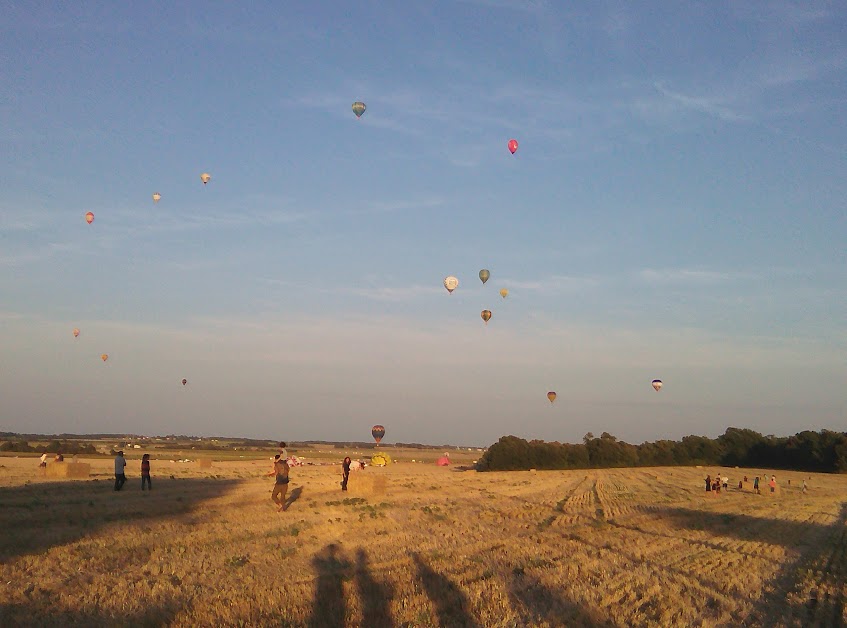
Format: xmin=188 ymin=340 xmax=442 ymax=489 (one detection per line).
xmin=2 ymin=457 xmax=847 ymax=627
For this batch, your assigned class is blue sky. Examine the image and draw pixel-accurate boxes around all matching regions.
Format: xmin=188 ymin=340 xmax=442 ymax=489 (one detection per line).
xmin=1 ymin=1 xmax=844 ymax=446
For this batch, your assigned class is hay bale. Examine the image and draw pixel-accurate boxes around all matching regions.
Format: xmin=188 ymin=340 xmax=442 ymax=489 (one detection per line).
xmin=530 ymin=469 xmax=537 ymax=474
xmin=45 ymin=462 xmax=91 ymax=479
xmin=197 ymin=458 xmax=212 ymax=469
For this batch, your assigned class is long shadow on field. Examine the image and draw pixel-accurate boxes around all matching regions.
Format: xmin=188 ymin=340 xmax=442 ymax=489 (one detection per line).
xmin=506 ymin=568 xmax=611 ymax=627
xmin=355 ymin=548 xmax=395 ymax=628
xmin=411 ymin=552 xmax=481 ymax=627
xmin=0 ymin=478 xmax=242 ymax=562
xmin=0 ymin=593 xmax=187 ymax=626
xmin=308 ymin=543 xmax=352 ymax=628
xmin=285 ymin=486 xmax=303 ymax=510
xmin=661 ymin=503 xmax=847 ymax=626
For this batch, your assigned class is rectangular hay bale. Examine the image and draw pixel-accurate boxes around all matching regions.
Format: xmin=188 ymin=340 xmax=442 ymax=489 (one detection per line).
xmin=45 ymin=462 xmax=91 ymax=479
xmin=197 ymin=458 xmax=213 ymax=469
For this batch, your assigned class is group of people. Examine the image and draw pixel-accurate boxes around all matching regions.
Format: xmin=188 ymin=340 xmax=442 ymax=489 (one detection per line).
xmin=267 ymin=442 xmax=367 ymax=512
xmin=704 ymin=473 xmax=807 ymax=495
xmin=113 ymin=451 xmax=152 ymax=491
xmin=38 ymin=451 xmax=64 ymax=467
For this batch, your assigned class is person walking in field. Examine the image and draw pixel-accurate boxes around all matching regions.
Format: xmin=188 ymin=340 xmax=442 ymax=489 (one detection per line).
xmin=141 ymin=454 xmax=152 ymax=491
xmin=754 ymin=476 xmax=760 ymax=494
xmin=769 ymin=475 xmax=777 ymax=493
xmin=722 ymin=475 xmax=728 ymax=490
xmin=267 ymin=454 xmax=290 ymax=512
xmin=114 ymin=450 xmax=127 ymax=491
xmin=39 ymin=451 xmax=47 ymax=468
xmin=341 ymin=457 xmax=351 ymax=492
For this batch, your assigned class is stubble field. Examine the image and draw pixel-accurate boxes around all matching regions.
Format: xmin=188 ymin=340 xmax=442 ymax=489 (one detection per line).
xmin=1 ymin=454 xmax=846 ymax=627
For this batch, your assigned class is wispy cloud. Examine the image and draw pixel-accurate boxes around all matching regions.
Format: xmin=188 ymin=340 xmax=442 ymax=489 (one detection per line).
xmin=653 ymin=83 xmax=747 ymax=122
xmin=636 ymin=268 xmax=747 ymax=284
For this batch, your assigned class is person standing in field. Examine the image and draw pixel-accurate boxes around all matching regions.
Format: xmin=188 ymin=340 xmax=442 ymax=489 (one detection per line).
xmin=39 ymin=451 xmax=47 ymax=468
xmin=722 ymin=475 xmax=728 ymax=490
xmin=141 ymin=453 xmax=152 ymax=491
xmin=267 ymin=454 xmax=290 ymax=512
xmin=769 ymin=475 xmax=777 ymax=493
xmin=705 ymin=475 xmax=712 ymax=494
xmin=754 ymin=476 xmax=760 ymax=494
xmin=341 ymin=457 xmax=351 ymax=492
xmin=114 ymin=450 xmax=127 ymax=491
xmin=802 ymin=479 xmax=808 ymax=493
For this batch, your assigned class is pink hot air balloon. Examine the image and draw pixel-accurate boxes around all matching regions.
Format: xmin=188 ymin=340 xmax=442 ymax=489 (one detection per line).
xmin=508 ymin=139 xmax=518 ymax=154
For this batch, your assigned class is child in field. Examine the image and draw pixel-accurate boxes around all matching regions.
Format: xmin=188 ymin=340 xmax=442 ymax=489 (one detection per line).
xmin=267 ymin=454 xmax=290 ymax=512
xmin=769 ymin=476 xmax=776 ymax=493
xmin=141 ymin=454 xmax=152 ymax=491
xmin=754 ymin=476 xmax=760 ymax=494
xmin=341 ymin=457 xmax=351 ymax=491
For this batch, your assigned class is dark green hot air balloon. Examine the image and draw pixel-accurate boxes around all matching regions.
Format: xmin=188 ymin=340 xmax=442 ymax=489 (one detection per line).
xmin=352 ymin=101 xmax=366 ymax=118
xmin=479 ymin=269 xmax=490 ymax=284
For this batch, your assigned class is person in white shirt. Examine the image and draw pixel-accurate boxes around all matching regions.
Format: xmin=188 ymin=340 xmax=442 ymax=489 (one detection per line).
xmin=114 ymin=451 xmax=127 ymax=491
xmin=39 ymin=452 xmax=47 ymax=468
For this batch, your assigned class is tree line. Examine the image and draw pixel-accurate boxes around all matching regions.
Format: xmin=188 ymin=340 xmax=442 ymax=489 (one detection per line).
xmin=0 ymin=440 xmax=98 ymax=455
xmin=476 ymin=428 xmax=847 ymax=473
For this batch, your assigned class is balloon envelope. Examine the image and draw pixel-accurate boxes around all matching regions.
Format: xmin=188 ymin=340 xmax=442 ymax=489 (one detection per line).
xmin=182 ymin=378 xmax=188 ymax=386
xmin=547 ymin=391 xmax=557 ymax=404
xmin=152 ymin=192 xmax=161 ymax=203
xmin=479 ymin=269 xmax=490 ymax=284
xmin=85 ymin=212 xmax=94 ymax=224
xmin=352 ymin=101 xmax=366 ymax=118
xmin=481 ymin=309 xmax=492 ymax=324
xmin=372 ymin=425 xmax=385 ymax=444
xmin=443 ymin=276 xmax=459 ymax=293
xmin=73 ymin=328 xmax=80 ymax=338
xmin=200 ymin=173 xmax=211 ymax=185
xmin=652 ymin=379 xmax=663 ymax=392
xmin=499 ymin=288 xmax=508 ymax=298
xmin=436 ymin=456 xmax=450 ymax=466
xmin=101 ymin=354 xmax=108 ymax=362
xmin=508 ymin=139 xmax=518 ymax=154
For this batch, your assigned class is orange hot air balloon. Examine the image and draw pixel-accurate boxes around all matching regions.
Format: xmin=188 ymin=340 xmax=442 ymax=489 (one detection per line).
xmin=481 ymin=309 xmax=492 ymax=324
xmin=73 ymin=328 xmax=80 ymax=338
xmin=508 ymin=139 xmax=518 ymax=154
xmin=85 ymin=212 xmax=94 ymax=224
xmin=547 ymin=391 xmax=557 ymax=404
xmin=101 ymin=354 xmax=108 ymax=362
xmin=200 ymin=173 xmax=211 ymax=185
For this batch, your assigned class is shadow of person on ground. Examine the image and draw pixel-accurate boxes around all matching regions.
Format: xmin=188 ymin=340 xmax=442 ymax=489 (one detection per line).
xmin=506 ymin=566 xmax=611 ymax=627
xmin=0 ymin=478 xmax=243 ymax=562
xmin=285 ymin=486 xmax=303 ymax=511
xmin=308 ymin=543 xmax=352 ymax=628
xmin=411 ymin=551 xmax=481 ymax=628
xmin=355 ymin=547 xmax=395 ymax=628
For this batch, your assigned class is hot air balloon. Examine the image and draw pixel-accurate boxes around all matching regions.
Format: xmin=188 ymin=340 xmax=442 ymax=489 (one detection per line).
xmin=547 ymin=391 xmax=557 ymax=404
xmin=352 ymin=101 xmax=366 ymax=118
xmin=101 ymin=354 xmax=108 ymax=362
xmin=152 ymin=192 xmax=161 ymax=203
xmin=652 ymin=379 xmax=663 ymax=392
xmin=200 ymin=173 xmax=211 ymax=185
xmin=479 ymin=269 xmax=490 ymax=284
xmin=372 ymin=425 xmax=385 ymax=445
xmin=443 ymin=276 xmax=459 ymax=294
xmin=499 ymin=288 xmax=508 ymax=299
xmin=481 ymin=309 xmax=492 ymax=324
xmin=508 ymin=139 xmax=518 ymax=154
xmin=85 ymin=212 xmax=94 ymax=224
xmin=72 ymin=328 xmax=80 ymax=338
xmin=182 ymin=378 xmax=188 ymax=386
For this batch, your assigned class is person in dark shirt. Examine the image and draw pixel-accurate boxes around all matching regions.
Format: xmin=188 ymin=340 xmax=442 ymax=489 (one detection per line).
xmin=141 ymin=454 xmax=152 ymax=491
xmin=267 ymin=455 xmax=290 ymax=512
xmin=341 ymin=457 xmax=351 ymax=491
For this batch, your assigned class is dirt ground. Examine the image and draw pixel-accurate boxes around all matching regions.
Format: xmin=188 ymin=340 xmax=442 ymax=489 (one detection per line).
xmin=1 ymin=455 xmax=845 ymax=627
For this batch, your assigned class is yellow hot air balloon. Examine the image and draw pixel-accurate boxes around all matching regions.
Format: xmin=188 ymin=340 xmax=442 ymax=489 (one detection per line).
xmin=352 ymin=101 xmax=366 ymax=118
xmin=73 ymin=328 xmax=80 ymax=338
xmin=499 ymin=288 xmax=508 ymax=299
xmin=481 ymin=310 xmax=492 ymax=324
xmin=443 ymin=276 xmax=459 ymax=293
xmin=101 ymin=354 xmax=109 ymax=362
xmin=200 ymin=173 xmax=211 ymax=185
xmin=547 ymin=391 xmax=557 ymax=404
xmin=152 ymin=192 xmax=161 ymax=203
